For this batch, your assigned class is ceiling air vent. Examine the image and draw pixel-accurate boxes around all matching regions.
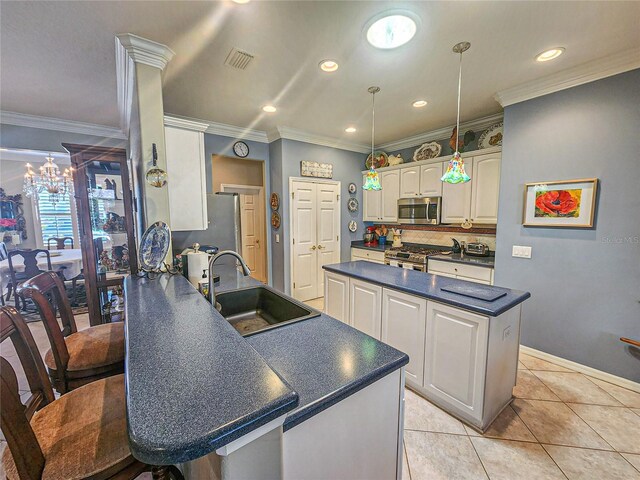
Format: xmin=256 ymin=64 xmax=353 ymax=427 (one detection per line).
xmin=224 ymin=48 xmax=254 ymax=70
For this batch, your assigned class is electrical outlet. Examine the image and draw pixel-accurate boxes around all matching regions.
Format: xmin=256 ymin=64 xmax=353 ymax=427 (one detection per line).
xmin=512 ymin=245 xmax=532 ymax=259
xmin=503 ymin=325 xmax=512 ymax=341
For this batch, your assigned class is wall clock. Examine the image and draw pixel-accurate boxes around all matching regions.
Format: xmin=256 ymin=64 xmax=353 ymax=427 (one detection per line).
xmin=233 ymin=141 xmax=249 ymax=158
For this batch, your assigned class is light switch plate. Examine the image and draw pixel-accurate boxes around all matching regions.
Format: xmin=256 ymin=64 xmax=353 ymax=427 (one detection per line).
xmin=512 ymin=245 xmax=532 ymax=259
xmin=275 ymin=234 xmax=280 ymax=243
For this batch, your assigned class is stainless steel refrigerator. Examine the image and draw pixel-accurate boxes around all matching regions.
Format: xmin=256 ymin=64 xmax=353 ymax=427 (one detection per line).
xmin=171 ymin=192 xmax=242 ymax=267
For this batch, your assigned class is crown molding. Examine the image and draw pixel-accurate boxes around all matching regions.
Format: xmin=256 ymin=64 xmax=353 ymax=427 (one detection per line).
xmin=163 ymin=115 xmax=209 ymax=132
xmin=495 ymin=48 xmax=640 ymax=107
xmin=270 ymin=126 xmax=370 ymax=153
xmin=0 ymin=147 xmax=71 ymax=164
xmin=115 ymin=33 xmax=175 ymax=71
xmin=376 ymin=112 xmax=503 ymax=152
xmin=0 ymin=111 xmax=126 ymax=139
xmin=206 ymin=120 xmax=268 ymax=143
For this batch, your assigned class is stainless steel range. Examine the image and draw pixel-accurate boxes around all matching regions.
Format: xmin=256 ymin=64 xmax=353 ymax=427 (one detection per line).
xmin=384 ymin=245 xmax=445 ymax=272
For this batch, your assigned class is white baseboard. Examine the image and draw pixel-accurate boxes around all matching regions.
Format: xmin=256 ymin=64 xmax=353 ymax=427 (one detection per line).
xmin=520 ymin=345 xmax=640 ymax=394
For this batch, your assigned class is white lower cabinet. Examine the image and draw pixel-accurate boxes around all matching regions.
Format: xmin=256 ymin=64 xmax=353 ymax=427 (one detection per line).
xmin=428 ymin=259 xmax=494 ymax=285
xmin=423 ymin=302 xmax=488 ymax=424
xmin=350 ymin=247 xmax=385 ymax=264
xmin=349 ymin=279 xmax=382 ymax=339
xmin=324 ymin=272 xmax=350 ymax=323
xmin=382 ymin=289 xmax=426 ymax=385
xmin=322 ymin=272 xmax=522 ymax=432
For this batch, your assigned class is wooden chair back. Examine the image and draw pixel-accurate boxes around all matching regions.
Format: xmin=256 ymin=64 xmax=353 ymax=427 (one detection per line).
xmin=1 ymin=306 xmax=56 ymax=480
xmin=7 ymin=249 xmax=52 ymax=285
xmin=47 ymin=237 xmax=74 ymax=250
xmin=18 ymin=272 xmax=78 ymax=375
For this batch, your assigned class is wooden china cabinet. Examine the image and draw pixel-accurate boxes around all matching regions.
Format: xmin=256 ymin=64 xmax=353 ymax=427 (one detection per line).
xmin=63 ymin=144 xmax=137 ymax=326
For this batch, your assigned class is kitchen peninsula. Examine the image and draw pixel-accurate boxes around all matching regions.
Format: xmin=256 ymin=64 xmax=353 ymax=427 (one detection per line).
xmin=124 ymin=267 xmax=409 ymax=480
xmin=323 ymin=261 xmax=530 ymax=431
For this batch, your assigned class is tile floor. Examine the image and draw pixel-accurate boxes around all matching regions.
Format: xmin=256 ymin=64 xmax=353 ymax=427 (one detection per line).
xmin=3 ymin=302 xmax=640 ymax=480
xmin=403 ymin=355 xmax=640 ymax=480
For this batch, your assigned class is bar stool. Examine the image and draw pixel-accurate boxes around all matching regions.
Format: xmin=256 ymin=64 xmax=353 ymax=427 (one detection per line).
xmin=0 ymin=305 xmax=183 ymax=480
xmin=18 ymin=271 xmax=124 ymax=394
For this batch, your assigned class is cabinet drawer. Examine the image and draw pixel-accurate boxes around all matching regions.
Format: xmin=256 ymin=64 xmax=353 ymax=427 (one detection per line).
xmin=351 ymin=248 xmax=385 ymax=263
xmin=428 ymin=260 xmax=492 ymax=283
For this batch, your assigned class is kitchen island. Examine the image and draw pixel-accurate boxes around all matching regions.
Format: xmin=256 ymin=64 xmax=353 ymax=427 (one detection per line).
xmin=124 ymin=267 xmax=408 ymax=480
xmin=323 ymin=261 xmax=530 ymax=431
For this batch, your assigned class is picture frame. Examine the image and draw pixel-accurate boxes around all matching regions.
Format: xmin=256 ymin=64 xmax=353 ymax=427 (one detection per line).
xmin=300 ymin=160 xmax=333 ymax=178
xmin=522 ymin=178 xmax=598 ymax=228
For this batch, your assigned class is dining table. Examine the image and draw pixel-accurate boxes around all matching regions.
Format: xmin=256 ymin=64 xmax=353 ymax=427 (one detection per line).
xmin=0 ymin=248 xmax=84 ymax=284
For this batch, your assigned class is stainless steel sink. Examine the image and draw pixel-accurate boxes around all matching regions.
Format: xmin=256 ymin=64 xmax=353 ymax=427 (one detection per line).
xmin=216 ymin=285 xmax=320 ymax=336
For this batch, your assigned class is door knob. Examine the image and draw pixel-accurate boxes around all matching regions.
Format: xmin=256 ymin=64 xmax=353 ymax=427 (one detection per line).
xmin=311 ymin=245 xmax=317 ymax=250
xmin=317 ymin=245 xmax=325 ymax=250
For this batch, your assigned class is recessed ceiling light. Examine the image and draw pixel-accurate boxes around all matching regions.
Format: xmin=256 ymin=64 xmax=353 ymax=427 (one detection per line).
xmin=412 ymin=100 xmax=428 ymax=108
xmin=231 ymin=0 xmax=250 ymax=4
xmin=262 ymin=105 xmax=277 ymax=113
xmin=535 ymin=47 xmax=565 ymax=62
xmin=319 ymin=60 xmax=339 ymax=72
xmin=366 ymin=11 xmax=419 ymax=49
xmin=345 ymin=127 xmax=357 ymax=133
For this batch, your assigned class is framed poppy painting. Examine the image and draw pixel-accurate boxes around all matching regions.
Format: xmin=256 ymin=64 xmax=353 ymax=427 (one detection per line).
xmin=523 ymin=178 xmax=598 ymax=228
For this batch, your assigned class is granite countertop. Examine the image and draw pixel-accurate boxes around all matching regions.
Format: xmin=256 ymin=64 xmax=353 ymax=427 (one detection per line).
xmin=124 ymin=267 xmax=408 ymax=464
xmin=429 ymin=252 xmax=495 ymax=268
xmin=124 ymin=274 xmax=298 ymax=464
xmin=323 ymin=261 xmax=530 ymax=317
xmin=350 ymin=240 xmax=390 ymax=252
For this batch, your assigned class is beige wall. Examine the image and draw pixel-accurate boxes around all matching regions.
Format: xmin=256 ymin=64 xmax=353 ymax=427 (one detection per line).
xmin=212 ymin=155 xmax=264 ymax=192
xmin=0 ymin=159 xmax=38 ymax=249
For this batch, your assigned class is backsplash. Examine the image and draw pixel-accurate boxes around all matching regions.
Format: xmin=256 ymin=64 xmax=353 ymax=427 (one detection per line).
xmin=400 ymin=229 xmax=496 ymax=251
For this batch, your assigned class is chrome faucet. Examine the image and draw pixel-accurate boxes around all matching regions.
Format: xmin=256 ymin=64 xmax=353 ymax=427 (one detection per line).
xmin=208 ymin=250 xmax=251 ymax=309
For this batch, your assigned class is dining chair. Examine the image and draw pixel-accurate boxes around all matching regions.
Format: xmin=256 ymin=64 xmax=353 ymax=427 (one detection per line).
xmin=7 ymin=249 xmax=51 ymax=310
xmin=46 ymin=236 xmax=74 ymax=250
xmin=18 ymin=271 xmax=125 ymax=394
xmin=0 ymin=306 xmax=184 ymax=480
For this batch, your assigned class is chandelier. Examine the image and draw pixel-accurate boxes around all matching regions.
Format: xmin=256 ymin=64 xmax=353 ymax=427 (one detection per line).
xmin=23 ymin=153 xmax=74 ymax=205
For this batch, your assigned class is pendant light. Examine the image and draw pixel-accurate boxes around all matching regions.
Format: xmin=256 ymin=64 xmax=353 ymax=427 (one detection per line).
xmin=363 ymin=86 xmax=382 ymax=191
xmin=441 ymin=41 xmax=471 ymax=184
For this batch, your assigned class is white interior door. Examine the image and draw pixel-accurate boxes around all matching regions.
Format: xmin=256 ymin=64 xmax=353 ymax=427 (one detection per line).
xmin=315 ymin=182 xmax=340 ymax=296
xmin=239 ymin=193 xmax=267 ymax=282
xmin=220 ymin=184 xmax=267 ymax=283
xmin=291 ymin=180 xmax=318 ymax=301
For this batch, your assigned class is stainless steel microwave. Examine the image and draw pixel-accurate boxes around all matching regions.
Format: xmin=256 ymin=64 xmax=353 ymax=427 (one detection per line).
xmin=397 ymin=197 xmax=441 ymax=225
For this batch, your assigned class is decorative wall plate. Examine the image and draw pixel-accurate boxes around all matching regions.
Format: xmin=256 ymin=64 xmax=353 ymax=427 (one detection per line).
xmin=413 ymin=142 xmax=442 ymax=162
xmin=270 ymin=192 xmax=280 ymax=211
xmin=365 ymin=151 xmax=389 ymax=169
xmin=478 ymin=122 xmax=503 ymax=149
xmin=348 ymin=220 xmax=358 ymax=232
xmin=347 ymin=197 xmax=359 ymax=212
xmin=139 ymin=221 xmax=171 ymax=271
xmin=388 ymin=153 xmax=404 ymax=166
xmin=271 ymin=211 xmax=281 ymax=229
xmin=348 ymin=183 xmax=357 ymax=194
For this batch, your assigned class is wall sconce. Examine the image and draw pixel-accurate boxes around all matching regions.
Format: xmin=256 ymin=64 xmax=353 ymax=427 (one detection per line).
xmin=145 ymin=143 xmax=167 ymax=188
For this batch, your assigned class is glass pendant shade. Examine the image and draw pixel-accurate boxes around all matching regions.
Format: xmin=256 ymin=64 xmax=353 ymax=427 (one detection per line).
xmin=363 ymin=166 xmax=382 ymax=191
xmin=441 ymin=152 xmax=470 ymax=184
xmin=146 ymin=143 xmax=167 ymax=188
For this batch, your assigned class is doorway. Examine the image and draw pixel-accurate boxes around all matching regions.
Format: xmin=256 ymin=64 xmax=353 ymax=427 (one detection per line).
xmin=289 ymin=178 xmax=341 ymax=302
xmin=220 ymin=184 xmax=267 ymax=283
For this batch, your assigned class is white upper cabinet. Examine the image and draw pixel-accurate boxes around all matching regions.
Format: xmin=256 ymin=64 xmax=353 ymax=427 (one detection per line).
xmin=441 ymin=159 xmax=473 ymax=224
xmin=470 ymin=153 xmax=501 ymax=224
xmin=400 ymin=166 xmax=420 ymax=197
xmin=380 ymin=170 xmax=399 ymax=222
xmin=419 ymin=164 xmax=444 ymax=197
xmin=164 ymin=117 xmax=209 ymax=231
xmin=363 ymin=174 xmax=382 ymax=222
